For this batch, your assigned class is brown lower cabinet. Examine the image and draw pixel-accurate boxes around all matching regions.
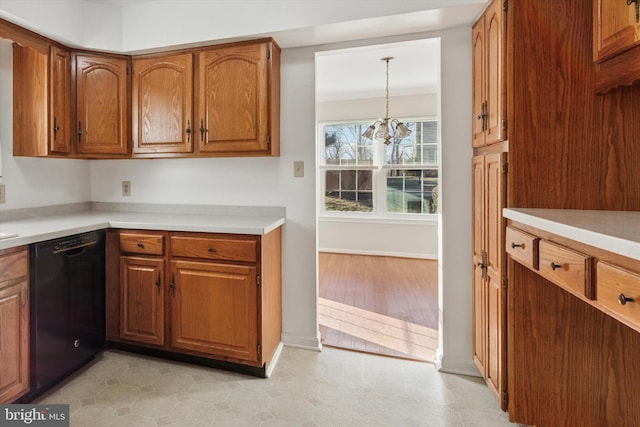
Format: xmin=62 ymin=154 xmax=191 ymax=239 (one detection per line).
xmin=0 ymin=246 xmax=29 ymax=403
xmin=106 ymin=228 xmax=282 ymax=372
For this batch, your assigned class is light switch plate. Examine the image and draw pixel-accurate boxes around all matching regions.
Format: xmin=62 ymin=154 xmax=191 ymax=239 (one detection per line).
xmin=122 ymin=181 xmax=131 ymax=197
xmin=293 ymin=161 xmax=304 ymax=178
xmin=0 ymin=184 xmax=5 ymax=204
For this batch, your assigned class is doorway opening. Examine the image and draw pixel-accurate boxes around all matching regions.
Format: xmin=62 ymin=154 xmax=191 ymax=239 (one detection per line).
xmin=315 ymin=38 xmax=441 ymax=362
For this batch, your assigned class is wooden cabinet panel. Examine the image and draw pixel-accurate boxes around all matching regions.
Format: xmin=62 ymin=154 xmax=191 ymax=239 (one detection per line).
xmin=597 ymin=261 xmax=640 ymax=329
xmin=0 ymin=247 xmax=29 ymax=404
xmin=171 ymin=260 xmax=258 ymax=363
xmin=170 ymin=234 xmax=257 ymax=263
xmin=195 ymin=42 xmax=272 ymax=155
xmin=505 ymin=226 xmax=539 ymax=270
xmin=119 ymin=233 xmax=165 ymax=256
xmin=13 ymin=44 xmax=70 ymax=157
xmin=49 ymin=45 xmax=71 ymax=154
xmin=132 ymin=53 xmax=193 ymax=156
xmin=120 ymin=256 xmax=165 ymax=346
xmin=594 ymin=0 xmax=640 ymax=63
xmin=75 ymin=54 xmax=129 ymax=156
xmin=538 ymin=240 xmax=594 ymax=299
xmin=471 ymin=150 xmax=506 ymax=408
xmin=472 ymin=0 xmax=505 ymax=147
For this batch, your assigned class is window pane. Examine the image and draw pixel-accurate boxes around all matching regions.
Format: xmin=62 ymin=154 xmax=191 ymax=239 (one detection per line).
xmin=386 ymin=120 xmax=438 ymax=166
xmin=386 ymin=169 xmax=439 ymax=214
xmin=324 ymin=170 xmax=373 ymax=212
xmin=324 ymin=124 xmax=374 ymax=166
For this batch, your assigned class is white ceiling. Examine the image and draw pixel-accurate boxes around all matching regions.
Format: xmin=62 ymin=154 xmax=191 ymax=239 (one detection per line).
xmin=316 ymin=38 xmax=439 ymax=102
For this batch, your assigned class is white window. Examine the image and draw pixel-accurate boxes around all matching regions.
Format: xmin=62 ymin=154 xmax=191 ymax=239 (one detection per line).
xmin=320 ymin=118 xmax=439 ymax=217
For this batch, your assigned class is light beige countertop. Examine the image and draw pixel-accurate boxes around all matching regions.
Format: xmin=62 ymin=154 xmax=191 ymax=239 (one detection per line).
xmin=0 ymin=202 xmax=286 ymax=250
xmin=503 ymin=208 xmax=640 ymax=262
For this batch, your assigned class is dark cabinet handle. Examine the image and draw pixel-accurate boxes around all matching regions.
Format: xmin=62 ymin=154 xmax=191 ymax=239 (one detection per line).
xmin=155 ymin=273 xmax=161 ymax=289
xmin=550 ymin=262 xmax=563 ymax=271
xmin=511 ymin=242 xmax=524 ymax=249
xmin=186 ymin=120 xmax=191 ymax=143
xmin=170 ymin=273 xmax=176 ymax=295
xmin=137 ymin=242 xmax=144 ymax=248
xmin=208 ymin=247 xmax=215 ymax=253
xmin=618 ymin=293 xmax=634 ymax=305
xmin=199 ymin=119 xmax=206 ymax=141
xmin=53 ymin=117 xmax=60 ymax=139
xmin=77 ymin=121 xmax=84 ymax=141
xmin=628 ymin=0 xmax=640 ymax=23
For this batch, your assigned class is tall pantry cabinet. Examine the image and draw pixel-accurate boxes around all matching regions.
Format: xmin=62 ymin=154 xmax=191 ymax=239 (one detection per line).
xmin=471 ymin=0 xmax=507 ymax=409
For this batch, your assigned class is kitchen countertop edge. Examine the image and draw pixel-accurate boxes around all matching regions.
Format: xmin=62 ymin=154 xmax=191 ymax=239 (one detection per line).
xmin=0 ymin=210 xmax=286 ymax=250
xmin=504 ymin=208 xmax=640 ymax=262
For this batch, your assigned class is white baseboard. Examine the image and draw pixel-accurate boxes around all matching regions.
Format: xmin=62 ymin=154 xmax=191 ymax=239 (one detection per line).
xmin=265 ymin=342 xmax=284 ymax=378
xmin=435 ymin=348 xmax=481 ymax=377
xmin=281 ymin=332 xmax=322 ymax=351
xmin=318 ymin=247 xmax=438 ymax=260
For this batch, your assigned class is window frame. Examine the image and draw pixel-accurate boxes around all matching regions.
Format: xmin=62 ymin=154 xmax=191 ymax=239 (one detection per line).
xmin=318 ymin=117 xmax=439 ymax=221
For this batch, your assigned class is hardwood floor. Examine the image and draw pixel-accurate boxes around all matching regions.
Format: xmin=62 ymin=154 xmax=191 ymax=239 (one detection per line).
xmin=318 ymin=252 xmax=439 ymax=362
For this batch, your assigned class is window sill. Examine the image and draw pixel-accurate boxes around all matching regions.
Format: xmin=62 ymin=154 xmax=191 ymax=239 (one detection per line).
xmin=318 ymin=214 xmax=438 ymax=225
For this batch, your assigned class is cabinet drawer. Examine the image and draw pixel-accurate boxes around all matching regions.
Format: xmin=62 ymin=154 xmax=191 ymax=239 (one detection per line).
xmin=171 ymin=235 xmax=257 ymax=263
xmin=120 ymin=233 xmax=165 ymax=255
xmin=538 ymin=240 xmax=594 ymax=299
xmin=505 ymin=226 xmax=539 ymax=270
xmin=597 ymin=262 xmax=640 ymax=329
xmin=0 ymin=249 xmax=28 ymax=284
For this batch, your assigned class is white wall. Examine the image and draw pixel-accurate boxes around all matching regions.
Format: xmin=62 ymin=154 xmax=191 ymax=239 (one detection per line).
xmin=0 ymin=40 xmax=91 ymax=211
xmin=317 ymin=93 xmax=439 ymax=259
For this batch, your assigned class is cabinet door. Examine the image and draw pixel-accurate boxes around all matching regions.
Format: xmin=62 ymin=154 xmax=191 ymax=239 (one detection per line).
xmin=49 ymin=45 xmax=71 ymax=155
xmin=484 ymin=152 xmax=506 ymax=405
xmin=0 ymin=280 xmax=29 ymax=404
xmin=484 ymin=0 xmax=505 ymax=145
xmin=195 ymin=42 xmax=269 ymax=154
xmin=75 ymin=55 xmax=129 ymax=156
xmin=594 ymin=0 xmax=640 ymax=62
xmin=132 ymin=53 xmax=194 ymax=156
xmin=171 ymin=260 xmax=259 ymax=363
xmin=472 ymin=18 xmax=486 ymax=148
xmin=472 ymin=155 xmax=486 ymax=374
xmin=120 ymin=256 xmax=165 ymax=346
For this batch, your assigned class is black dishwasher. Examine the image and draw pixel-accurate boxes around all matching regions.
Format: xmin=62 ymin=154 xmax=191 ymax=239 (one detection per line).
xmin=26 ymin=230 xmax=105 ymax=401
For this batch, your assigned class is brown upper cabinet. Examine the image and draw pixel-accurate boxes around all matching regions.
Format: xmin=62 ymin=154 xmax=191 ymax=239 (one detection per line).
xmin=75 ymin=54 xmax=130 ymax=157
xmin=132 ymin=53 xmax=194 ymax=157
xmin=472 ymin=0 xmax=506 ymax=148
xmin=195 ymin=41 xmax=280 ymax=156
xmin=13 ymin=44 xmax=72 ymax=157
xmin=131 ymin=39 xmax=280 ymax=158
xmin=594 ymin=0 xmax=640 ymax=92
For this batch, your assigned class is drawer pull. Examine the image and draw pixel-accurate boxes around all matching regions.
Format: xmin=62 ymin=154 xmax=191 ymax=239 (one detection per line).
xmin=618 ymin=293 xmax=635 ymax=305
xmin=137 ymin=242 xmax=144 ymax=248
xmin=511 ymin=242 xmax=524 ymax=249
xmin=550 ymin=262 xmax=563 ymax=271
xmin=208 ymin=247 xmax=215 ymax=253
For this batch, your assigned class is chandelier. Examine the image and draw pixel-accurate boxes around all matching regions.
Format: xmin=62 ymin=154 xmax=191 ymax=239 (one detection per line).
xmin=361 ymin=56 xmax=411 ymax=145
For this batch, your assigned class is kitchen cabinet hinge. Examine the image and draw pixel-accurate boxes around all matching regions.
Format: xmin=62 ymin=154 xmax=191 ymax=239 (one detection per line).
xmin=501 ymin=162 xmax=508 ymax=174
xmin=502 ymin=276 xmax=508 ymax=289
xmin=257 ymin=344 xmax=262 ymax=355
xmin=257 ymin=273 xmax=261 ymax=286
xmin=502 ymin=119 xmax=507 ymax=131
xmin=267 ymin=48 xmax=271 ymax=60
xmin=502 ymin=391 xmax=508 ymax=406
xmin=503 ymin=1 xmax=507 ymax=11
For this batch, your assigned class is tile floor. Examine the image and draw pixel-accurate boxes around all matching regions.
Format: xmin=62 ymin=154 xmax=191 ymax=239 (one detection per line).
xmin=36 ymin=346 xmax=517 ymax=426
